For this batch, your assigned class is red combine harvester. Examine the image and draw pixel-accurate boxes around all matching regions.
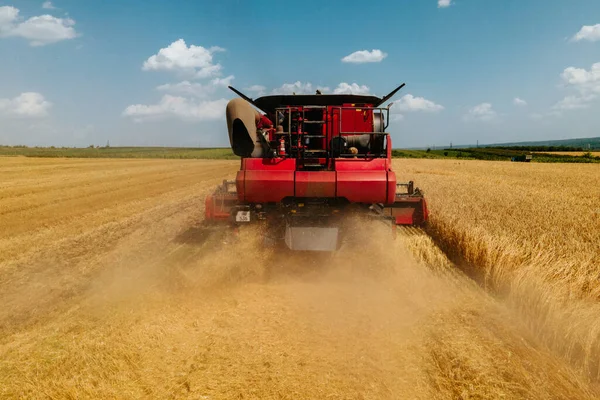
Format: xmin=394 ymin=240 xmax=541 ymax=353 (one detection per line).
xmin=204 ymin=84 xmax=428 ymax=251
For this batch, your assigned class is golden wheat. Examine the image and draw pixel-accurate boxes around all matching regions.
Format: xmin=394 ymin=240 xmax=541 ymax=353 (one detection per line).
xmin=0 ymin=157 xmax=598 ymax=399
xmin=395 ymin=158 xmax=600 ymax=378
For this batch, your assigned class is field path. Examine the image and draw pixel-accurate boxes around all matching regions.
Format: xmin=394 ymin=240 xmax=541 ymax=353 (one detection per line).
xmin=0 ymin=157 xmax=596 ymax=399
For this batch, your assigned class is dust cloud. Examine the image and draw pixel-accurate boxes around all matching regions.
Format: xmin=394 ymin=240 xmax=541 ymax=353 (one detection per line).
xmin=71 ymin=217 xmax=596 ymax=399
xmin=1 ymin=212 xmax=596 ymax=399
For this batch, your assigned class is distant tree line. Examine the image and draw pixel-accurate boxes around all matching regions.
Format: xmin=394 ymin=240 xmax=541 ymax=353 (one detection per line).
xmin=440 ymin=147 xmax=600 ymax=163
xmin=489 ymin=146 xmax=590 ymax=151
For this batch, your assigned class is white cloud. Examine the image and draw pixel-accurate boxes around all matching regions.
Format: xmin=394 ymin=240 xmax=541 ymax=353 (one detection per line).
xmin=464 ymin=103 xmax=497 ymax=122
xmin=42 ymin=1 xmax=56 ymax=9
xmin=142 ymin=39 xmax=224 ymax=78
xmin=572 ymin=24 xmax=600 ymax=42
xmin=513 ymin=97 xmax=527 ymax=106
xmin=388 ymin=94 xmax=443 ymax=122
xmin=552 ymin=95 xmax=596 ymax=110
xmin=156 ymin=75 xmax=234 ymax=98
xmin=271 ymin=81 xmax=330 ymax=95
xmin=0 ymin=6 xmax=19 ymax=31
xmin=211 ymin=75 xmax=234 ymax=87
xmin=156 ymin=81 xmax=213 ymax=98
xmin=0 ymin=5 xmax=77 ymax=46
xmin=272 ymin=82 xmax=369 ymax=95
xmin=438 ymin=0 xmax=452 ymax=8
xmin=561 ymin=62 xmax=600 ymax=93
xmin=123 ymin=95 xmax=227 ymax=122
xmin=194 ymin=64 xmax=222 ymax=79
xmin=245 ymin=85 xmax=266 ymax=96
xmin=553 ymin=62 xmax=600 ymax=111
xmin=333 ymin=82 xmax=370 ymax=95
xmin=0 ymin=92 xmax=52 ymax=117
xmin=341 ymin=49 xmax=387 ymax=63
xmin=389 ymin=114 xmax=405 ymax=122
xmin=394 ymin=94 xmax=444 ymax=112
xmin=129 ymin=40 xmax=232 ymax=123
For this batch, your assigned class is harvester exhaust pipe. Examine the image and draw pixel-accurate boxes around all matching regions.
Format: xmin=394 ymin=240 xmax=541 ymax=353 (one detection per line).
xmin=226 ymin=98 xmax=264 ymax=158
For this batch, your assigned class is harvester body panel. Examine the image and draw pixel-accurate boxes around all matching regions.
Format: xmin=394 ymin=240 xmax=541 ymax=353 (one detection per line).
xmin=294 ymin=171 xmax=336 ymax=198
xmin=205 ymin=84 xmax=428 ymax=251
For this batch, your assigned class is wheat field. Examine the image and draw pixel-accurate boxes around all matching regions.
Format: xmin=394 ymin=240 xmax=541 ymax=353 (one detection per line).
xmin=394 ymin=159 xmax=600 ymax=378
xmin=0 ymin=156 xmax=598 ymax=399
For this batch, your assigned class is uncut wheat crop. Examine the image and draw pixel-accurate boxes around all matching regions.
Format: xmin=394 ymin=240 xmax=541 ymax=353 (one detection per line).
xmin=395 ymin=158 xmax=600 ymax=378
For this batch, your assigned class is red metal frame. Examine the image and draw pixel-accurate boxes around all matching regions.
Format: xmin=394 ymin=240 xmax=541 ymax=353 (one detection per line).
xmin=204 ymin=180 xmax=238 ymax=222
xmin=205 ymin=99 xmax=428 ymax=227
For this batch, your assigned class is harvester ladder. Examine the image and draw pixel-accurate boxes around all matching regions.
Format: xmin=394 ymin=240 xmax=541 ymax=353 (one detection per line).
xmin=300 ymin=106 xmax=328 ymax=167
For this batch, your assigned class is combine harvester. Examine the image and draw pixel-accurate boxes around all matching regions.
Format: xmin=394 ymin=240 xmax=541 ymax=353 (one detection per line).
xmin=205 ymin=84 xmax=428 ymax=251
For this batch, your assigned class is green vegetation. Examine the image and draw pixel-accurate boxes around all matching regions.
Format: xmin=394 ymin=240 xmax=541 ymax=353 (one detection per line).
xmin=0 ymin=146 xmax=237 ymax=159
xmin=393 ymin=148 xmax=600 ymax=163
xmin=486 ymin=136 xmax=600 ymax=149
xmin=1 ymin=145 xmax=598 ymax=163
xmin=491 ymin=145 xmax=592 ymax=151
xmin=391 ymin=149 xmax=448 ymax=159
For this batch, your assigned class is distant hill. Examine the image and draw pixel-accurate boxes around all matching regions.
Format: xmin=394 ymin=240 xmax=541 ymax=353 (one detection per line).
xmin=483 ymin=137 xmax=600 ymax=149
xmin=412 ymin=136 xmax=600 ymax=150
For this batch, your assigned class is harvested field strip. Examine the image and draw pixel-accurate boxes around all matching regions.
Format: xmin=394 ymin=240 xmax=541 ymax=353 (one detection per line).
xmin=0 ymin=158 xmax=239 ymax=334
xmin=0 ymin=159 xmax=238 ymax=255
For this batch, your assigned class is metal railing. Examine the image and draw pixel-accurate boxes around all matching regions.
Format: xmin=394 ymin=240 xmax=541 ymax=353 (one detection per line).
xmin=273 ymin=105 xmax=391 ymax=161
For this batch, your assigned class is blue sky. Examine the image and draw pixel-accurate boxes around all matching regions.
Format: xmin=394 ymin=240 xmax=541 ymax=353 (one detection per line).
xmin=1 ymin=0 xmax=599 ymax=148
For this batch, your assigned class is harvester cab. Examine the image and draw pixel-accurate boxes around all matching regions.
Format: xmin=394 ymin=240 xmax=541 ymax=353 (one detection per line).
xmin=205 ymin=84 xmax=428 ymax=251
